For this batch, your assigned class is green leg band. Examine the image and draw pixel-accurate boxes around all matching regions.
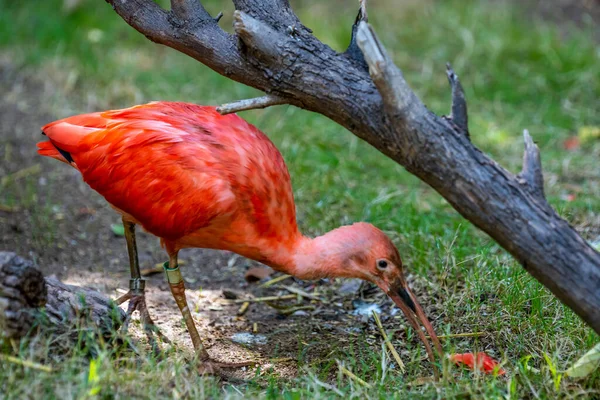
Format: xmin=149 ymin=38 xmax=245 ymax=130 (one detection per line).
xmin=163 ymin=261 xmax=183 ymax=285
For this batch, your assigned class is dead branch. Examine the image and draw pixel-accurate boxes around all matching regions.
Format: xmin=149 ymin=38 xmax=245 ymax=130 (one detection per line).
xmin=104 ymin=0 xmax=600 ymax=334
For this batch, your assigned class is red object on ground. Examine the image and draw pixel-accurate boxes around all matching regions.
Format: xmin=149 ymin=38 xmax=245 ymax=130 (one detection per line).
xmin=451 ymin=352 xmax=506 ymax=375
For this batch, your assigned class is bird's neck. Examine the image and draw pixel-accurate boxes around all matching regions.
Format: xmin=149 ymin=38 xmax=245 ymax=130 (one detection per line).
xmin=262 ymin=229 xmax=355 ymax=281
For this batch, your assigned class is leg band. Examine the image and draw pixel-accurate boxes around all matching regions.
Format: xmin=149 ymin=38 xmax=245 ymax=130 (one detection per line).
xmin=129 ymin=278 xmax=146 ymax=291
xmin=163 ymin=261 xmax=183 ymax=285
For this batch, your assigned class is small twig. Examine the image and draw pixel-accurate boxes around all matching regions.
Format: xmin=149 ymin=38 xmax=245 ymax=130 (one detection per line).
xmin=1 ymin=164 xmax=41 ymax=186
xmin=372 ymin=310 xmax=406 ymax=372
xmin=259 ymin=274 xmax=292 ymax=288
xmin=226 ymin=294 xmax=298 ymax=304
xmin=445 ymin=63 xmax=469 ymax=136
xmin=281 ymin=285 xmax=326 ymax=302
xmin=338 ymin=362 xmax=373 ymax=389
xmin=217 ymin=95 xmax=287 ymax=115
xmin=0 ymin=354 xmax=53 ymax=372
xmin=237 ymin=301 xmax=250 ymax=316
xmin=427 ymin=331 xmax=487 ymax=340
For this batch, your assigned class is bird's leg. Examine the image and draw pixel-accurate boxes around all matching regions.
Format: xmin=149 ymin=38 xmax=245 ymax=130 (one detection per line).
xmin=164 ymin=252 xmax=254 ymax=375
xmin=116 ymin=218 xmax=169 ymax=351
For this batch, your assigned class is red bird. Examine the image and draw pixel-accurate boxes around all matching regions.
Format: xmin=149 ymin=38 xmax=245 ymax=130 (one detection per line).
xmin=38 ymin=101 xmax=442 ymax=373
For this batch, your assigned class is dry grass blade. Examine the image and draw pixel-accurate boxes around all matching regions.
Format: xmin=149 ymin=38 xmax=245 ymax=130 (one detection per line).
xmin=1 ymin=164 xmax=41 ymax=186
xmin=237 ymin=301 xmax=250 ymax=315
xmin=338 ymin=362 xmax=373 ymax=389
xmin=372 ymin=310 xmax=406 ymax=372
xmin=226 ymin=294 xmax=298 ymax=303
xmin=0 ymin=354 xmax=53 ymax=372
xmin=259 ymin=274 xmax=292 ymax=288
xmin=428 ymin=331 xmax=486 ymax=340
xmin=281 ymin=285 xmax=327 ymax=302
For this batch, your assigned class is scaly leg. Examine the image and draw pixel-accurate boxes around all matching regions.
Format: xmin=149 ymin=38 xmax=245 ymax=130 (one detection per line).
xmin=165 ymin=251 xmax=254 ymax=375
xmin=116 ymin=217 xmax=169 ymax=351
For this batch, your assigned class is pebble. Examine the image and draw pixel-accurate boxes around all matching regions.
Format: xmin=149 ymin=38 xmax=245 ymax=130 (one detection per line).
xmin=231 ymin=332 xmax=268 ymax=345
xmin=351 ymin=300 xmax=382 ymax=316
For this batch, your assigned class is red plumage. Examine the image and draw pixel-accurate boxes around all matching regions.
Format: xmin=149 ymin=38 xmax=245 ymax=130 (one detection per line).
xmin=39 ymin=102 xmax=298 ymax=261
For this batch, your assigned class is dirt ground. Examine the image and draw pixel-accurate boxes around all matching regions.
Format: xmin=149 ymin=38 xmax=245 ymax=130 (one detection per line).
xmin=0 ymin=60 xmax=448 ymax=381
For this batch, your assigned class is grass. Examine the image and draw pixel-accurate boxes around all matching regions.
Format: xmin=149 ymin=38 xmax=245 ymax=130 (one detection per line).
xmin=1 ymin=0 xmax=599 ymax=398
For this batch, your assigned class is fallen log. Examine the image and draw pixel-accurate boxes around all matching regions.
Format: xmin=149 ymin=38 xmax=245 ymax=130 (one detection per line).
xmin=0 ymin=251 xmax=125 ymax=340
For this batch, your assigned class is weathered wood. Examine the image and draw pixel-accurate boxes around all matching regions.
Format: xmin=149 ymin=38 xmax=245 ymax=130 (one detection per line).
xmin=0 ymin=252 xmax=125 ymax=339
xmin=103 ymin=0 xmax=600 ymax=334
xmin=0 ymin=252 xmax=46 ymax=339
xmin=44 ymin=277 xmax=125 ymax=336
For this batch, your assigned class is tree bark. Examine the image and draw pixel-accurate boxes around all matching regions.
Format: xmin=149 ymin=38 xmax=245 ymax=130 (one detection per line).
xmin=0 ymin=252 xmax=125 ymax=340
xmin=103 ymin=0 xmax=600 ymax=334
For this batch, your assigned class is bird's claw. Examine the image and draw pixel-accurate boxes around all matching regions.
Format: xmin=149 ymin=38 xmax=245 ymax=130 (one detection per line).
xmin=116 ymin=290 xmax=170 ymax=355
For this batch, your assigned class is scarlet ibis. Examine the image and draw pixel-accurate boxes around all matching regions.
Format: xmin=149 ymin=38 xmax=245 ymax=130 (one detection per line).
xmin=38 ymin=101 xmax=442 ymax=373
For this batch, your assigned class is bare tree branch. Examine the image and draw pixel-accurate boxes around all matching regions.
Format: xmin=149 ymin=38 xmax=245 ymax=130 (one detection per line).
xmin=217 ymin=95 xmax=287 ymax=115
xmin=104 ymin=1 xmax=600 ymax=334
xmin=519 ymin=129 xmax=545 ymax=198
xmin=355 ymin=22 xmax=424 ymax=121
xmin=170 ymin=0 xmax=212 ymax=23
xmin=445 ymin=63 xmax=469 ymax=136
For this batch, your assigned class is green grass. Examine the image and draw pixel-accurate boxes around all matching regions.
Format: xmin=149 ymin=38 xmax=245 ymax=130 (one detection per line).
xmin=1 ymin=0 xmax=600 ymax=398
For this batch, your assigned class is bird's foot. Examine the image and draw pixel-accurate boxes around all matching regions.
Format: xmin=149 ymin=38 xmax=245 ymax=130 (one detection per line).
xmin=116 ymin=286 xmax=171 ymax=354
xmin=196 ymin=358 xmax=256 ymax=377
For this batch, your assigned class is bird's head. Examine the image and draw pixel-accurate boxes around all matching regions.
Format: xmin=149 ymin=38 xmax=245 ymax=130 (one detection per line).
xmin=292 ymin=222 xmax=443 ymax=369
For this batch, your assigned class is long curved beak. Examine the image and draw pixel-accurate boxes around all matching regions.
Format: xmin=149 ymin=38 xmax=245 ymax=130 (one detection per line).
xmin=388 ymin=284 xmax=443 ymax=377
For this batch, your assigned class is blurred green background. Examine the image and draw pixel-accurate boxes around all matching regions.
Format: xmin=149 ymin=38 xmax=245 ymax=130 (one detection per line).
xmin=0 ymin=0 xmax=599 ymax=398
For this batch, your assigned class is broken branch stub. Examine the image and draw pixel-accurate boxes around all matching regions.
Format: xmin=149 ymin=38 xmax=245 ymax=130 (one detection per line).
xmin=104 ymin=0 xmax=600 ymax=334
xmin=519 ymin=129 xmax=545 ymax=199
xmin=445 ymin=63 xmax=469 ymax=136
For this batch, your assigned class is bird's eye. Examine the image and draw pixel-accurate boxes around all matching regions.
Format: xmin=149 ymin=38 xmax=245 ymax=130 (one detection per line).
xmin=377 ymin=260 xmax=388 ymax=269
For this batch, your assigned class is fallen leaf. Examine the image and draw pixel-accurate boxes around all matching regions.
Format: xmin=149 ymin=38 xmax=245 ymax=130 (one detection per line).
xmin=244 ymin=267 xmax=274 ymax=283
xmin=562 ymin=137 xmax=580 ymax=151
xmin=110 ymin=224 xmax=125 ymax=236
xmin=560 ymin=193 xmax=576 ymax=202
xmin=565 ymin=343 xmax=600 ymax=378
xmin=451 ymin=352 xmax=506 ymax=375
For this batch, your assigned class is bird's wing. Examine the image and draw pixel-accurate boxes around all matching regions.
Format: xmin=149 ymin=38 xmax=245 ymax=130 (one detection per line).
xmin=40 ymin=103 xmax=237 ymax=239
